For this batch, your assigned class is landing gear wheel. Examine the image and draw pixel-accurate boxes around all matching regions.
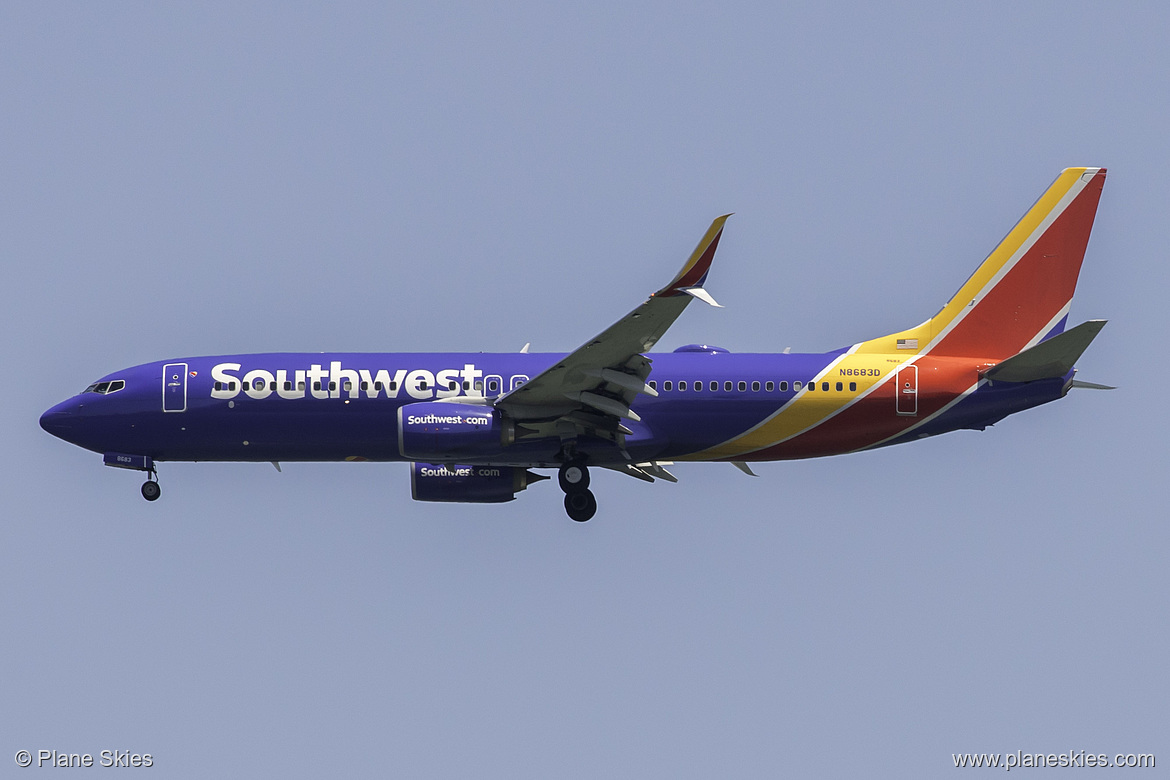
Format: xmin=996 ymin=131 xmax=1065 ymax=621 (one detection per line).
xmin=141 ymin=480 xmax=161 ymax=502
xmin=558 ymin=462 xmax=590 ymax=492
xmin=564 ymin=489 xmax=597 ymax=522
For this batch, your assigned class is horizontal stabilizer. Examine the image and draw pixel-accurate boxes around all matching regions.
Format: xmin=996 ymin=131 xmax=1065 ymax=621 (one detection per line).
xmin=1070 ymin=379 xmax=1116 ymax=390
xmin=983 ymin=320 xmax=1107 ymax=383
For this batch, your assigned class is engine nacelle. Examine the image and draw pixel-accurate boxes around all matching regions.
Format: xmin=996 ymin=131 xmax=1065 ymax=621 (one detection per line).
xmin=398 ymin=402 xmax=514 ymax=461
xmin=410 ymin=463 xmax=543 ymax=503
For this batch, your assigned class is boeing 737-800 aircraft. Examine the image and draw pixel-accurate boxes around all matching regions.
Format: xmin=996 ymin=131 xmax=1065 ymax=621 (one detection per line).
xmin=41 ymin=168 xmax=1110 ymax=521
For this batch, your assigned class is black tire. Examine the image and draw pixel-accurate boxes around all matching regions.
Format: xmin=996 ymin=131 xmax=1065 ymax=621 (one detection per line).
xmin=141 ymin=480 xmax=161 ymax=502
xmin=558 ymin=462 xmax=590 ymax=493
xmin=564 ymin=489 xmax=597 ymax=522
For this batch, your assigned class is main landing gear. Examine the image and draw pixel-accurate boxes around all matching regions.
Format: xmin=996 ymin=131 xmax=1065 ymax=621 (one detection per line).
xmin=141 ymin=473 xmax=161 ymax=502
xmin=559 ymin=460 xmax=596 ymax=522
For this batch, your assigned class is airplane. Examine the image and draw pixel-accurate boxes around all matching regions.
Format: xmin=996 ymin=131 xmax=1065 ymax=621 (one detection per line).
xmin=41 ymin=167 xmax=1111 ymax=522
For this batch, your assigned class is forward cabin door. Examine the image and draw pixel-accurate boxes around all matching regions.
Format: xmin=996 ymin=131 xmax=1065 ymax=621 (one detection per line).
xmin=162 ymin=362 xmax=188 ymax=413
xmin=895 ymin=364 xmax=918 ymax=417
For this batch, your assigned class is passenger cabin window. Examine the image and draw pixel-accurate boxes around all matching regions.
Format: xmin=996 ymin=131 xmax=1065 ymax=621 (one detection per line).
xmin=710 ymin=381 xmax=717 ymax=391
xmin=849 ymin=382 xmax=857 ymax=391
xmin=488 ymin=380 xmax=499 ymax=392
xmin=678 ymin=381 xmax=686 ymax=391
xmin=752 ymin=381 xmax=761 ymax=392
xmin=664 ymin=380 xmax=673 ymax=391
xmin=765 ymin=381 xmax=774 ymax=392
xmin=724 ymin=381 xmax=732 ymax=391
xmin=737 ymin=381 xmax=747 ymax=392
xmin=835 ymin=382 xmax=843 ymax=391
xmin=821 ymin=382 xmax=829 ymax=391
xmin=780 ymin=381 xmax=789 ymax=392
xmin=693 ymin=381 xmax=701 ymax=392
xmin=793 ymin=381 xmax=802 ymax=391
xmin=807 ymin=382 xmax=814 ymax=392
xmin=648 ymin=380 xmax=657 ymax=390
xmin=374 ymin=381 xmax=383 ymax=391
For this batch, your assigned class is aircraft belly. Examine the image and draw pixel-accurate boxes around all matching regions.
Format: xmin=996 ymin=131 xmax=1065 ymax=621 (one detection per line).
xmin=149 ymin=406 xmax=401 ymax=462
xmin=648 ymin=400 xmax=781 ymax=459
xmin=876 ymin=375 xmax=1069 ymax=447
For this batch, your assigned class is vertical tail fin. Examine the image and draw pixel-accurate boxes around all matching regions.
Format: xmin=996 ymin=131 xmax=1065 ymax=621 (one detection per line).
xmin=861 ymin=167 xmax=1106 ymax=360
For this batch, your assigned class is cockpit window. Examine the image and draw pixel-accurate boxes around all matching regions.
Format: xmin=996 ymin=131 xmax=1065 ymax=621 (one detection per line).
xmin=83 ymin=380 xmax=125 ymax=395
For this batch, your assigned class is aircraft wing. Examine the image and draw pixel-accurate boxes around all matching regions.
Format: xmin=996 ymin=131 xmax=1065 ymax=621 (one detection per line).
xmin=495 ymin=215 xmax=731 ymax=429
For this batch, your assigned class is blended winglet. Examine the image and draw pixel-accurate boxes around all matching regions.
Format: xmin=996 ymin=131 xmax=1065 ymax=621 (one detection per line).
xmin=655 ymin=214 xmax=731 ymax=299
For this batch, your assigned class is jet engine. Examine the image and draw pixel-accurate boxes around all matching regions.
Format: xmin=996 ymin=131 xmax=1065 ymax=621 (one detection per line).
xmin=397 ymin=402 xmax=515 ymax=461
xmin=410 ymin=463 xmax=546 ymax=503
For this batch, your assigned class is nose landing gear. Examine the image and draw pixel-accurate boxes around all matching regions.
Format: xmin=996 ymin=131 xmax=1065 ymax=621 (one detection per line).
xmin=142 ymin=479 xmax=162 ymax=502
xmin=102 ymin=454 xmax=162 ymax=502
xmin=558 ymin=460 xmax=596 ymax=522
xmin=141 ymin=473 xmax=161 ymax=501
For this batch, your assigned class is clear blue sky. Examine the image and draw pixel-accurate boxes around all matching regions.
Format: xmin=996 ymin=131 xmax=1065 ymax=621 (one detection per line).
xmin=3 ymin=3 xmax=1166 ymax=777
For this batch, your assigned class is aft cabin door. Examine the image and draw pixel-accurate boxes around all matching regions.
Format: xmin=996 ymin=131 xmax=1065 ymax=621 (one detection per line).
xmin=895 ymin=364 xmax=918 ymax=417
xmin=163 ymin=362 xmax=188 ymax=413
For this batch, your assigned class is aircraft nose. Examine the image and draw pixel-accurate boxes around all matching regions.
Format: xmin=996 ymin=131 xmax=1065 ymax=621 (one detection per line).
xmin=40 ymin=399 xmax=78 ymax=439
